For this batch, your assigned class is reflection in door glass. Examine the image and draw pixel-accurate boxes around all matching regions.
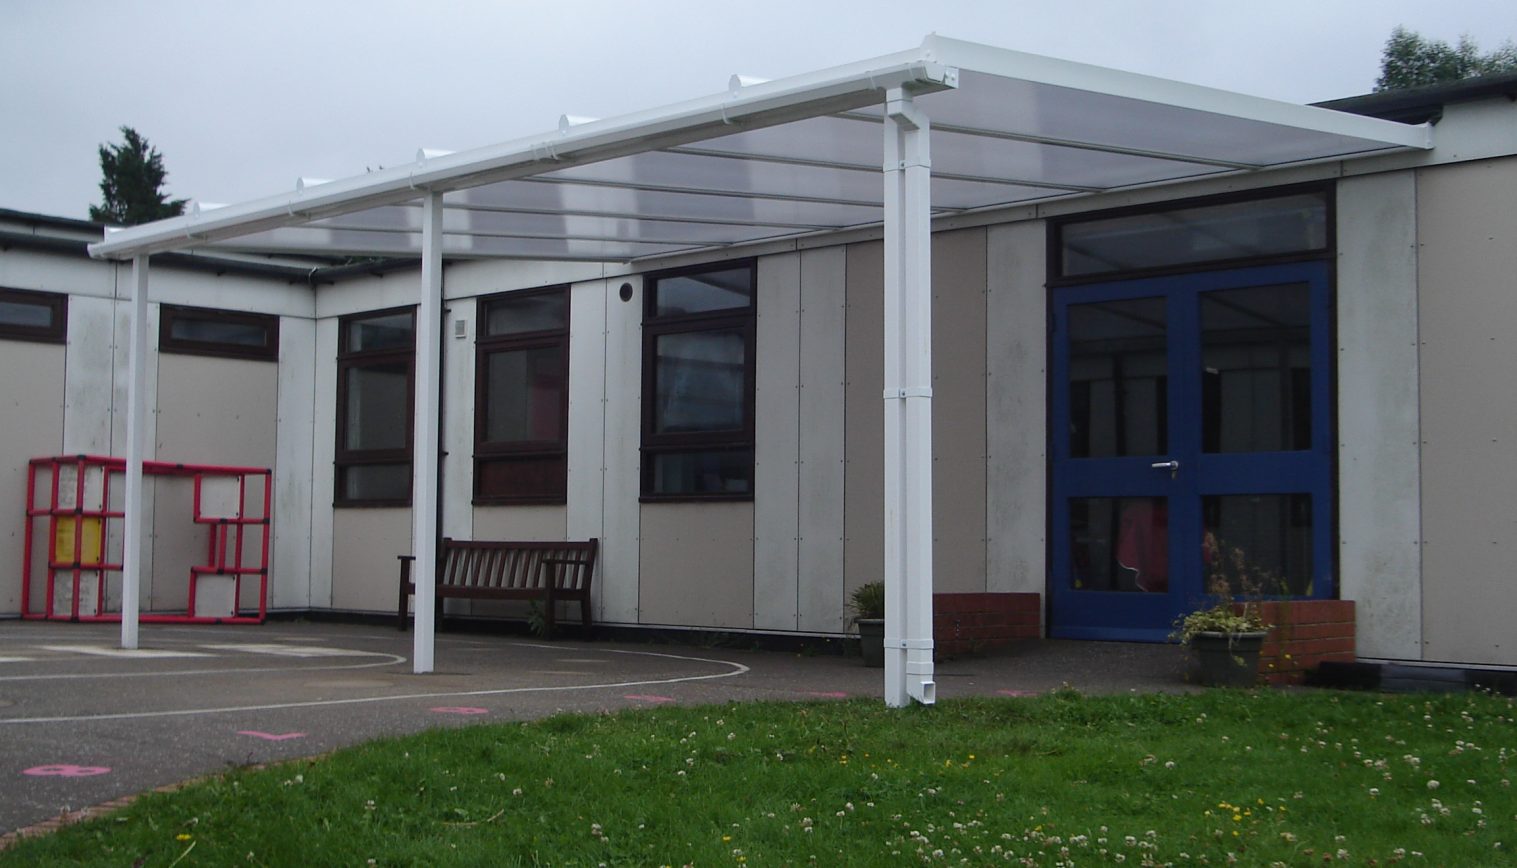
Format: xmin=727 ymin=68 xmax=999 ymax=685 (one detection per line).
xmin=1070 ymin=497 xmax=1168 ymax=592
xmin=1068 ymin=298 xmax=1167 ymax=457
xmin=1201 ymin=283 xmax=1311 ymax=453
xmin=1202 ymin=494 xmax=1313 ymax=596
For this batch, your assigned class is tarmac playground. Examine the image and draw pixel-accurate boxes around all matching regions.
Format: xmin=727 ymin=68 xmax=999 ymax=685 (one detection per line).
xmin=0 ymin=620 xmax=1189 ymax=840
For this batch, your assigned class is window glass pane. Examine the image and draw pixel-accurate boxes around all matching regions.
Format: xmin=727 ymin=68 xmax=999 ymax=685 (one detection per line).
xmin=484 ymin=347 xmax=564 ymax=443
xmin=477 ymin=456 xmax=567 ymax=500
xmin=169 ymin=316 xmax=268 ymax=348
xmin=0 ymin=300 xmax=53 ymax=328
xmin=1069 ymin=496 xmax=1168 ymax=592
xmin=484 ymin=293 xmax=566 ymax=336
xmin=342 ymin=464 xmax=410 ymax=502
xmin=653 ymin=330 xmax=746 ymax=433
xmin=347 ymin=311 xmax=413 ymax=351
xmin=651 ymin=450 xmax=752 ymax=495
xmin=654 ymin=267 xmax=751 ymax=316
xmin=1203 ymin=494 xmax=1313 ymax=596
xmin=1061 ymin=193 xmax=1328 ymax=277
xmin=344 ymin=362 xmax=408 ymax=450
xmin=1201 ymin=283 xmax=1311 ymax=453
xmin=1067 ymin=297 xmax=1166 ymax=458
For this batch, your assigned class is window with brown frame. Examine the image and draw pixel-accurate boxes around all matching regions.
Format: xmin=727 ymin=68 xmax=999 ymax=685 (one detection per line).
xmin=335 ymin=307 xmax=415 ymax=506
xmin=0 ymin=287 xmax=67 ymax=344
xmin=159 ymin=304 xmax=279 ymax=360
xmin=641 ymin=261 xmax=756 ymax=500
xmin=474 ymin=286 xmax=569 ymax=504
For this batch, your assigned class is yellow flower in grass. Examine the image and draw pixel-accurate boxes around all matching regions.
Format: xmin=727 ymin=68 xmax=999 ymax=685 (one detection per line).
xmin=176 ymin=833 xmax=193 ymax=842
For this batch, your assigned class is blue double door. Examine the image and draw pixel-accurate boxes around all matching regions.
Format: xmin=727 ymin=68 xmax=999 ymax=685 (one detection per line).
xmin=1049 ymin=262 xmax=1334 ymax=641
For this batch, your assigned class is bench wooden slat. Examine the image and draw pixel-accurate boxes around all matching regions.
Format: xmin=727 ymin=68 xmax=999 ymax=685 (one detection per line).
xmin=398 ymin=538 xmax=597 ymax=638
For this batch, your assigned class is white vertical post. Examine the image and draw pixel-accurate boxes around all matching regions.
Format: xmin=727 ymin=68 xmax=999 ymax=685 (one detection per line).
xmin=412 ymin=192 xmax=444 ymax=674
xmin=882 ymin=87 xmax=936 ymax=707
xmin=120 ymin=255 xmax=151 ymax=650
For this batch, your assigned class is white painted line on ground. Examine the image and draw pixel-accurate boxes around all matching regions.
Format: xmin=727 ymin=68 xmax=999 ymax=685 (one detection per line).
xmin=38 ymin=645 xmax=214 ymax=659
xmin=0 ymin=646 xmax=750 ymax=725
xmin=0 ymin=657 xmax=33 ymax=664
xmin=0 ymin=653 xmax=408 ymax=683
xmin=198 ymin=643 xmax=392 ymax=658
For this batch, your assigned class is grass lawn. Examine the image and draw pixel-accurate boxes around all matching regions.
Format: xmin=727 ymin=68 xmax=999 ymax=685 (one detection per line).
xmin=3 ymin=689 xmax=1514 ymax=865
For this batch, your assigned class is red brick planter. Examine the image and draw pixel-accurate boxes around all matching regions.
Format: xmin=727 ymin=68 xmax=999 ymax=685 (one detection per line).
xmin=933 ymin=592 xmax=1041 ymax=657
xmin=1245 ymin=599 xmax=1356 ymax=685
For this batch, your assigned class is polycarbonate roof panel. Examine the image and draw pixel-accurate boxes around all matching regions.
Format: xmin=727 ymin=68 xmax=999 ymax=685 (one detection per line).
xmin=90 ymin=35 xmax=1430 ymax=264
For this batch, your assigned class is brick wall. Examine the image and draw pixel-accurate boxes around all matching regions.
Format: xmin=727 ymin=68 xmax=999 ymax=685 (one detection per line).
xmin=933 ymin=592 xmax=1041 ymax=657
xmin=1246 ymin=599 xmax=1356 ymax=685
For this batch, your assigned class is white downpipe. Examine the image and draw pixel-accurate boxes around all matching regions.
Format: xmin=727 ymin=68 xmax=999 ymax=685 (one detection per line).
xmin=411 ymin=192 xmax=444 ymax=674
xmin=882 ymin=87 xmax=936 ymax=707
xmin=120 ymin=255 xmax=150 ymax=650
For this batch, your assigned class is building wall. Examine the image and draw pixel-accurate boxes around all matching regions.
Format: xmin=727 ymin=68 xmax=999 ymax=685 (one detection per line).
xmin=1415 ymin=156 xmax=1517 ymax=666
xmin=0 ymin=246 xmax=313 ymax=619
xmin=1336 ymin=172 xmax=1423 ymax=660
xmin=0 ymin=340 xmax=66 ymax=614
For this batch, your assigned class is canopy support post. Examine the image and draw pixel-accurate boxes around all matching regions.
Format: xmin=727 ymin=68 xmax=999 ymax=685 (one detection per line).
xmin=121 ymin=255 xmax=150 ymax=650
xmin=412 ymin=191 xmax=444 ymax=674
xmin=882 ymin=87 xmax=936 ymax=707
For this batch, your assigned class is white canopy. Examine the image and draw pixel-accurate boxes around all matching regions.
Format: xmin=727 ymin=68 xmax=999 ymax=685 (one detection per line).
xmin=90 ymin=35 xmax=1428 ymax=265
xmin=88 ymin=35 xmax=1430 ymax=707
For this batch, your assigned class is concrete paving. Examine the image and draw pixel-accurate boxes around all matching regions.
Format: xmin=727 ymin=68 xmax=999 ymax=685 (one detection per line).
xmin=0 ymin=620 xmax=1191 ymax=838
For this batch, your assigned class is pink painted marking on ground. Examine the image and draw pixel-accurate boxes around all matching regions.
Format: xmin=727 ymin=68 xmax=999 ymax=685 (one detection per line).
xmin=238 ymin=731 xmax=307 ymax=741
xmin=624 ymin=694 xmax=675 ymax=704
xmin=806 ymin=691 xmax=849 ymax=699
xmin=431 ymin=706 xmax=489 ymax=715
xmin=997 ymin=689 xmax=1038 ymax=698
xmin=23 ymin=764 xmax=111 ymax=778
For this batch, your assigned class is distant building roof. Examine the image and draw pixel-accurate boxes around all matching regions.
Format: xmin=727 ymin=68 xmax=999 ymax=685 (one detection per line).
xmin=1316 ymin=71 xmax=1517 ymax=125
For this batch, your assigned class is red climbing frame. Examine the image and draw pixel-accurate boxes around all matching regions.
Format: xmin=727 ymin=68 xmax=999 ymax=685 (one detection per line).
xmin=22 ymin=454 xmax=272 ymax=624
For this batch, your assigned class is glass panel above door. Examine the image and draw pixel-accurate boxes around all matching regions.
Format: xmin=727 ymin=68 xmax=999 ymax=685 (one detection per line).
xmin=1057 ymin=191 xmax=1328 ymax=278
xmin=1068 ymin=297 xmax=1167 ymax=458
xmin=1201 ymin=283 xmax=1311 ymax=453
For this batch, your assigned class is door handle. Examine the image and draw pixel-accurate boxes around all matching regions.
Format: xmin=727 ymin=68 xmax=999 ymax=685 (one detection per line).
xmin=1150 ymin=460 xmax=1180 ymax=471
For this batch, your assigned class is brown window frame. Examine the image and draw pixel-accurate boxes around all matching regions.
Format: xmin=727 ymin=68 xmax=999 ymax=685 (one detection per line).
xmin=0 ymin=287 xmax=67 ymax=344
xmin=334 ymin=306 xmax=415 ymax=508
xmin=473 ymin=285 xmax=570 ymax=505
xmin=640 ymin=260 xmax=757 ymax=502
xmin=159 ymin=304 xmax=280 ymax=361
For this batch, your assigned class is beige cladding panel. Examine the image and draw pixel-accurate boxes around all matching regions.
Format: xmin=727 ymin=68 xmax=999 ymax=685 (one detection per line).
xmin=470 ymin=505 xmax=567 ymax=540
xmin=1417 ymin=158 xmax=1517 ymax=666
xmin=796 ymin=247 xmax=849 ymax=632
xmin=638 ymin=502 xmax=755 ymax=629
xmin=0 ymin=341 xmax=65 ymax=614
xmin=752 ymin=253 xmax=802 ymax=631
xmin=331 ymin=508 xmax=413 ymax=612
xmin=930 ymin=228 xmax=989 ymax=593
xmin=986 ymin=221 xmax=1048 ymax=599
xmin=155 ymin=355 xmax=279 ymax=466
xmin=843 ymin=242 xmax=884 ymax=596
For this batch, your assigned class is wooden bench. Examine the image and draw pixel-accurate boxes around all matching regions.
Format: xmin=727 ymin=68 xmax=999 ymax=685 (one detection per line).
xmin=398 ymin=538 xmax=598 ymax=639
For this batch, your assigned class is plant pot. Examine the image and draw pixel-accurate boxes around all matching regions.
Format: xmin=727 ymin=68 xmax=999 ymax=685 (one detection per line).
xmin=1190 ymin=631 xmax=1267 ymax=687
xmin=856 ymin=618 xmax=885 ymax=668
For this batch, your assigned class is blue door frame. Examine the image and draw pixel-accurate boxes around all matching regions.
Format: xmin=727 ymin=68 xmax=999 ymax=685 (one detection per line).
xmin=1049 ymin=261 xmax=1335 ymax=641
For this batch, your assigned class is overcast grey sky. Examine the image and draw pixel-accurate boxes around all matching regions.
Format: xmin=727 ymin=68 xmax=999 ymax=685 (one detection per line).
xmin=3 ymin=0 xmax=1512 ymax=220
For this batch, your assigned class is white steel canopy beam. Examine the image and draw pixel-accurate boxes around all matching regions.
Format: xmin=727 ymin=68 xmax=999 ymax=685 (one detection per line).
xmin=411 ymin=192 xmax=444 ymax=674
xmin=882 ymin=86 xmax=936 ymax=707
xmin=121 ymin=255 xmax=150 ymax=649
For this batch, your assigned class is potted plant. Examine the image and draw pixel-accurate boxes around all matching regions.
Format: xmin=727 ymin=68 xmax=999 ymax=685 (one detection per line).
xmin=1173 ymin=533 xmax=1272 ymax=686
xmin=850 ymin=580 xmax=886 ymax=668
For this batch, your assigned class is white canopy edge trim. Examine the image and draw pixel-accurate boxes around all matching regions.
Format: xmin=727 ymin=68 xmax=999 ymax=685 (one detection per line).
xmin=88 ymin=47 xmax=954 ymax=261
xmin=920 ymin=35 xmax=1434 ymax=152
